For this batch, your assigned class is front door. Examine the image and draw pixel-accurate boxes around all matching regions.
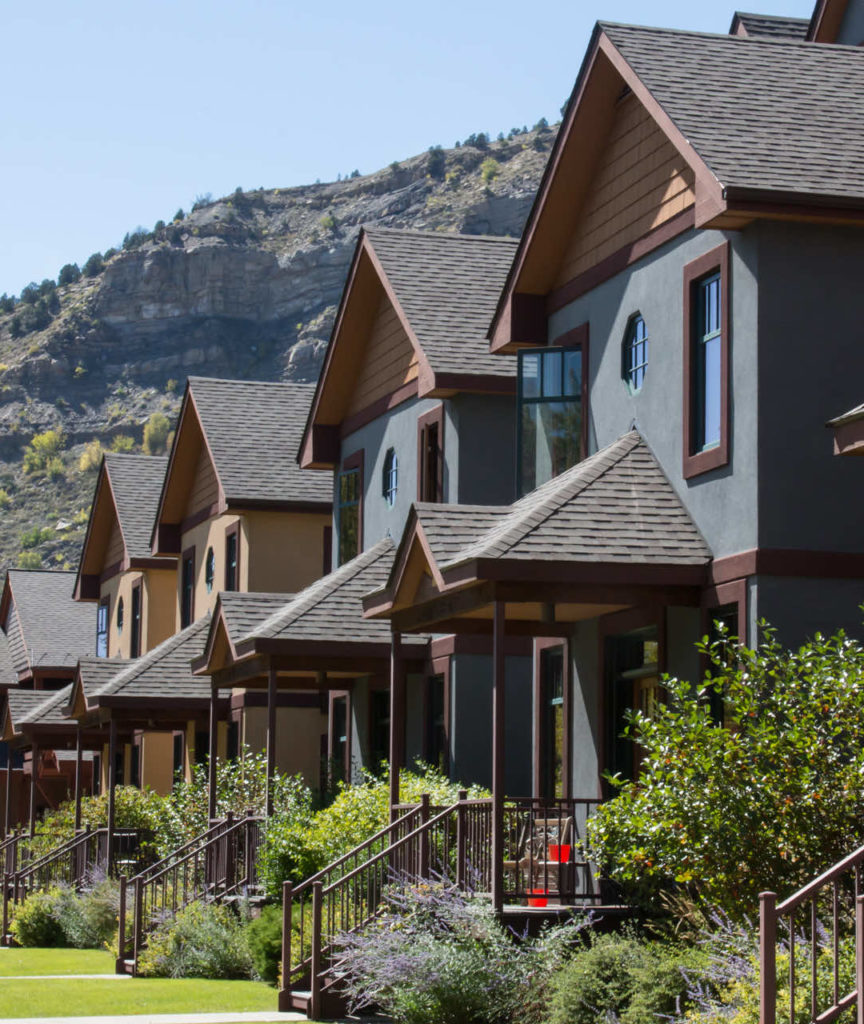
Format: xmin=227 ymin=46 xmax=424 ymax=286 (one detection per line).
xmin=605 ymin=628 xmax=660 ymax=784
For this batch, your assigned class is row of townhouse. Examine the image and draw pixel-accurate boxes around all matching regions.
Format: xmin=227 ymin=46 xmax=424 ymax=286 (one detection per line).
xmin=1 ymin=0 xmax=863 ymax=930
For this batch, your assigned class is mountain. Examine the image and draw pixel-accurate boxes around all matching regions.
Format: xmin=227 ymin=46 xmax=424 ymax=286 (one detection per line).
xmin=0 ymin=128 xmax=555 ymax=573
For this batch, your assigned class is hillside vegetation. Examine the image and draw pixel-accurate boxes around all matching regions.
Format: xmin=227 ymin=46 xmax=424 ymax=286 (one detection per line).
xmin=0 ymin=127 xmax=555 ymax=572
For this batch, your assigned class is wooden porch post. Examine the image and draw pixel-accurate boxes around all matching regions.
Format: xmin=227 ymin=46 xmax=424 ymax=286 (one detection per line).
xmin=3 ymin=754 xmax=11 ymax=837
xmin=389 ymin=630 xmax=405 ymax=821
xmin=74 ymin=726 xmax=83 ymax=832
xmin=208 ymin=685 xmax=219 ymax=822
xmin=107 ymin=719 xmax=117 ymax=872
xmin=492 ymin=600 xmax=506 ymax=913
xmin=266 ymin=665 xmax=277 ymax=817
xmin=28 ymin=743 xmax=38 ymax=839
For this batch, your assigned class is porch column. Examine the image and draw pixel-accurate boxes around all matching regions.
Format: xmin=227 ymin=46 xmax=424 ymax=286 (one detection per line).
xmin=3 ymin=752 xmax=11 ymax=837
xmin=389 ymin=630 xmax=406 ymax=821
xmin=74 ymin=726 xmax=83 ymax=832
xmin=492 ymin=600 xmax=506 ymax=913
xmin=266 ymin=666 xmax=277 ymax=817
xmin=208 ymin=685 xmax=219 ymax=822
xmin=107 ymin=719 xmax=117 ymax=871
xmin=28 ymin=743 xmax=38 ymax=839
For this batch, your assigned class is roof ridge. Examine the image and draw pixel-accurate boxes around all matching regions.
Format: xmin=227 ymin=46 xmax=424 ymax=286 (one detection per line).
xmin=446 ymin=432 xmax=642 ymax=566
xmin=602 ymin=19 xmax=864 ymax=49
xmin=364 ymin=226 xmax=520 ymax=244
xmin=187 ymin=376 xmax=316 ymax=388
xmin=249 ymin=538 xmax=394 ymax=640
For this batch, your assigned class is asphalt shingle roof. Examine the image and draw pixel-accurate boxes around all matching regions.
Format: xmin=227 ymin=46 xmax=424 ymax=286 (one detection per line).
xmin=217 ymin=592 xmax=295 ymax=648
xmin=188 ymin=378 xmax=331 ymax=506
xmin=77 ymin=656 xmax=133 ymax=697
xmin=601 ymin=23 xmax=864 ymax=202
xmin=364 ymin=229 xmax=520 ymax=378
xmin=4 ymin=571 xmax=96 ymax=671
xmin=105 ymin=453 xmax=169 ymax=559
xmin=733 ymin=12 xmax=809 ymax=38
xmin=5 ymin=689 xmax=58 ymax=732
xmin=17 ymin=684 xmax=74 ymax=728
xmin=91 ymin=617 xmax=211 ymax=703
xmin=0 ymin=630 xmax=16 ymax=686
xmin=418 ymin=433 xmax=711 ymax=572
xmin=247 ymin=539 xmax=424 ymax=647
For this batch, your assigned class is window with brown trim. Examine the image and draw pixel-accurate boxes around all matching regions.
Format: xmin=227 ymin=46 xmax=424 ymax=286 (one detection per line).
xmin=130 ymin=581 xmax=142 ymax=659
xmin=369 ymin=688 xmax=389 ymax=771
xmin=337 ymin=450 xmax=363 ymax=566
xmin=683 ymin=242 xmax=730 ymax=479
xmin=533 ymin=639 xmax=570 ymax=799
xmin=328 ymin=691 xmax=351 ymax=786
xmin=417 ymin=405 xmax=444 ymax=502
xmin=424 ymin=674 xmax=449 ymax=774
xmin=181 ymin=547 xmax=195 ymax=628
xmin=517 ymin=324 xmax=589 ymax=496
xmin=225 ymin=524 xmax=239 ymax=592
xmin=96 ymin=597 xmax=109 ymax=659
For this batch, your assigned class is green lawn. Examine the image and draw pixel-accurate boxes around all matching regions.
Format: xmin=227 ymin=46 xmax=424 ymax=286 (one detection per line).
xmin=0 ymin=977 xmax=279 ymax=1017
xmin=0 ymin=947 xmax=115 ymax=976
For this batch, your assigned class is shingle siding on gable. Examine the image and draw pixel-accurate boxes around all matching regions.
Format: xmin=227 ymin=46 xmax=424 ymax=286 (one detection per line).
xmin=105 ymin=517 xmax=126 ymax=568
xmin=555 ymin=92 xmax=695 ymax=287
xmin=346 ymin=293 xmax=419 ymax=418
xmin=184 ymin=444 xmax=220 ymax=520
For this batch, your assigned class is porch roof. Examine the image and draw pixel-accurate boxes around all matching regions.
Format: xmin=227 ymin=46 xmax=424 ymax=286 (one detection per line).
xmin=16 ymin=683 xmax=74 ymax=727
xmin=2 ymin=688 xmax=60 ymax=741
xmin=364 ymin=432 xmax=711 ymax=634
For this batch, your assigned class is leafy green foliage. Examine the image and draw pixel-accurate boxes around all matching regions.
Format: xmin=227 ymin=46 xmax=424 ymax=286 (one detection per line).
xmin=22 ymin=429 xmax=65 ymax=475
xmin=137 ymin=902 xmax=253 ymax=979
xmin=17 ymin=550 xmax=42 ymax=569
xmin=480 ymin=157 xmax=501 ymax=183
xmin=257 ymin=765 xmax=487 ymax=898
xmin=245 ymin=904 xmax=282 ymax=985
xmin=10 ymin=880 xmax=119 ymax=949
xmin=58 ymin=263 xmax=81 ymax=286
xmin=78 ymin=439 xmax=105 ymax=473
xmin=109 ymin=434 xmax=136 ymax=453
xmin=0 ymin=293 xmax=15 ymax=313
xmin=588 ymin=625 xmax=864 ymax=916
xmin=143 ymin=412 xmax=172 ymax=455
xmin=548 ymin=932 xmax=700 ymax=1024
xmin=20 ymin=525 xmax=53 ymax=549
xmin=82 ymin=253 xmax=104 ymax=277
xmin=427 ymin=145 xmax=446 ymax=180
xmin=11 ymin=888 xmax=71 ymax=946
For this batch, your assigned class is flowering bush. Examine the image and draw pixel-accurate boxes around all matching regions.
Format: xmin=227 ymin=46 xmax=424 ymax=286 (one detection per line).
xmin=335 ymin=879 xmax=582 ymax=1024
xmin=588 ymin=625 xmax=864 ymax=916
xmin=137 ymin=902 xmax=253 ymax=979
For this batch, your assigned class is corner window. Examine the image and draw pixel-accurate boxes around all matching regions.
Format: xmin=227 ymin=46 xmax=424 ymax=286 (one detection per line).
xmin=382 ymin=448 xmax=398 ymax=507
xmin=205 ymin=547 xmax=215 ymax=593
xmin=181 ymin=548 xmax=195 ymax=628
xmin=96 ymin=599 xmax=109 ymax=659
xmin=130 ymin=582 xmax=142 ymax=659
xmin=518 ymin=336 xmax=586 ymax=495
xmin=337 ymin=452 xmax=362 ymax=566
xmin=225 ymin=526 xmax=238 ymax=592
xmin=622 ymin=314 xmax=648 ymax=393
xmin=683 ymin=243 xmax=729 ymax=478
xmin=116 ymin=597 xmax=124 ymax=635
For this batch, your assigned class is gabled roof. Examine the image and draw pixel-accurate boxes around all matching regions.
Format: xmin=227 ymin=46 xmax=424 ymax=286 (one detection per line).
xmin=300 ymin=229 xmax=518 ymax=469
xmin=366 ymin=433 xmax=711 ymax=620
xmin=2 ymin=689 xmax=60 ymax=741
xmin=75 ymin=453 xmax=173 ymax=600
xmin=87 ymin=617 xmax=211 ymax=705
xmin=0 ymin=630 xmax=16 ymax=687
xmin=154 ymin=377 xmax=332 ymax=551
xmin=0 ymin=571 xmax=96 ymax=677
xmin=730 ymin=11 xmax=809 ymax=38
xmin=16 ymin=684 xmax=74 ymax=729
xmin=490 ymin=20 xmax=864 ymax=347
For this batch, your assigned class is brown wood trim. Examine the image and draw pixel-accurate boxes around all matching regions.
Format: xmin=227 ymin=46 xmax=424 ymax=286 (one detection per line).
xmin=711 ymin=548 xmax=864 ymax=585
xmin=428 ymin=634 xmax=532 ymax=659
xmin=340 ymin=380 xmax=419 ymax=440
xmin=417 ymin=405 xmax=445 ymax=502
xmin=303 ymin=424 xmax=341 ymax=469
xmin=98 ymin=560 xmax=124 ymax=586
xmin=445 ymin=556 xmax=707 ymax=588
xmin=429 ymin=373 xmax=517 ymax=396
xmin=129 ymin=556 xmax=177 ymax=571
xmin=156 ymin=523 xmax=181 ymax=556
xmin=339 ymin=449 xmax=364 ymax=564
xmin=231 ymin=690 xmax=321 ymax=708
xmin=323 ymin=525 xmax=333 ymax=576
xmin=547 ymin=208 xmax=695 ymax=315
xmin=224 ymin=521 xmax=240 ymax=592
xmin=226 ymin=499 xmax=332 ymax=514
xmin=682 ymin=241 xmax=730 ymax=480
xmin=807 ymin=0 xmax=850 ymax=41
xmin=130 ymin=580 xmax=142 ymax=660
xmin=833 ymin=418 xmax=864 ymax=456
xmin=328 ymin=689 xmax=352 ymax=781
xmin=180 ymin=502 xmax=221 ymax=537
xmin=77 ymin=575 xmax=100 ymax=602
xmin=701 ymin=578 xmax=747 ymax=645
xmin=532 ymin=637 xmax=571 ymax=800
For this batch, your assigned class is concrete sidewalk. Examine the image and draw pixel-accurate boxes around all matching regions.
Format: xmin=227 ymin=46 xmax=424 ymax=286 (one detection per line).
xmin=0 ymin=1014 xmax=305 ymax=1024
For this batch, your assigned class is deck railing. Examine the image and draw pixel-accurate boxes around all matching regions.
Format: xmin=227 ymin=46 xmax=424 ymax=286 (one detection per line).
xmin=118 ymin=811 xmax=263 ymax=973
xmin=759 ymin=844 xmax=864 ymax=1024
xmin=0 ymin=828 xmax=25 ymax=876
xmin=279 ymin=793 xmax=602 ymax=1017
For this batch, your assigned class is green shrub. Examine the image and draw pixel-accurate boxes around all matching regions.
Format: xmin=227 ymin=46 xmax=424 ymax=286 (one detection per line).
xmin=11 ymin=887 xmax=72 ymax=946
xmin=58 ymin=263 xmax=81 ymax=286
xmin=78 ymin=439 xmax=104 ymax=473
xmin=548 ymin=933 xmax=699 ymax=1024
xmin=258 ymin=765 xmax=487 ymax=898
xmin=0 ymin=488 xmax=10 ymax=508
xmin=137 ymin=902 xmax=253 ymax=979
xmin=480 ymin=157 xmax=501 ymax=183
xmin=245 ymin=904 xmax=282 ymax=984
xmin=143 ymin=412 xmax=171 ymax=455
xmin=22 ymin=429 xmax=65 ymax=474
xmin=588 ymin=625 xmax=864 ymax=916
xmin=109 ymin=434 xmax=135 ymax=453
xmin=82 ymin=253 xmax=104 ymax=277
xmin=65 ymin=879 xmax=121 ymax=949
xmin=17 ymin=550 xmax=41 ymax=569
xmin=20 ymin=525 xmax=53 ymax=549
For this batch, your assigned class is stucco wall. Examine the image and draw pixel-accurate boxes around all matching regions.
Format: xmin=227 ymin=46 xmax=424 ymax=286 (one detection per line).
xmin=548 ymin=227 xmax=760 ymax=559
xmin=242 ymin=704 xmax=327 ymax=789
xmin=839 ymin=0 xmax=864 ymax=44
xmin=447 ymin=393 xmax=518 ymax=507
xmin=179 ymin=513 xmax=244 ymax=622
xmin=245 ymin=510 xmax=329 ymax=594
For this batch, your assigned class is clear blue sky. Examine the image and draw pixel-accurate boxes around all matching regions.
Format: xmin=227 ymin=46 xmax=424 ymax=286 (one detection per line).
xmin=0 ymin=0 xmax=815 ymax=297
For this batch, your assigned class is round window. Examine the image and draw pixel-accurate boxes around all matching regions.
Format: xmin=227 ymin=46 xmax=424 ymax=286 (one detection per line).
xmin=116 ymin=597 xmax=124 ymax=634
xmin=622 ymin=314 xmax=648 ymax=393
xmin=205 ymin=547 xmax=215 ymax=593
xmin=382 ymin=448 xmax=398 ymax=507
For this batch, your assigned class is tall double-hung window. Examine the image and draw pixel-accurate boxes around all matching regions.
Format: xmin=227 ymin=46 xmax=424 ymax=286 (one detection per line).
xmin=683 ymin=243 xmax=730 ymax=478
xmin=517 ymin=331 xmax=586 ymax=495
xmin=337 ymin=451 xmax=363 ymax=566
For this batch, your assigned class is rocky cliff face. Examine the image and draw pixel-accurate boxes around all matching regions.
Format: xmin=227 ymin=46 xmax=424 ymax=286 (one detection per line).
xmin=0 ymin=128 xmax=555 ymax=571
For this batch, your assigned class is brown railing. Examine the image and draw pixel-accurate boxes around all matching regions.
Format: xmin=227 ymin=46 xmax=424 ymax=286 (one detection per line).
xmin=760 ymin=845 xmax=864 ymax=1024
xmin=279 ymin=794 xmax=602 ymax=1016
xmin=2 ymin=827 xmax=151 ymax=943
xmin=0 ymin=828 xmax=25 ymax=876
xmin=118 ymin=811 xmax=263 ymax=973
